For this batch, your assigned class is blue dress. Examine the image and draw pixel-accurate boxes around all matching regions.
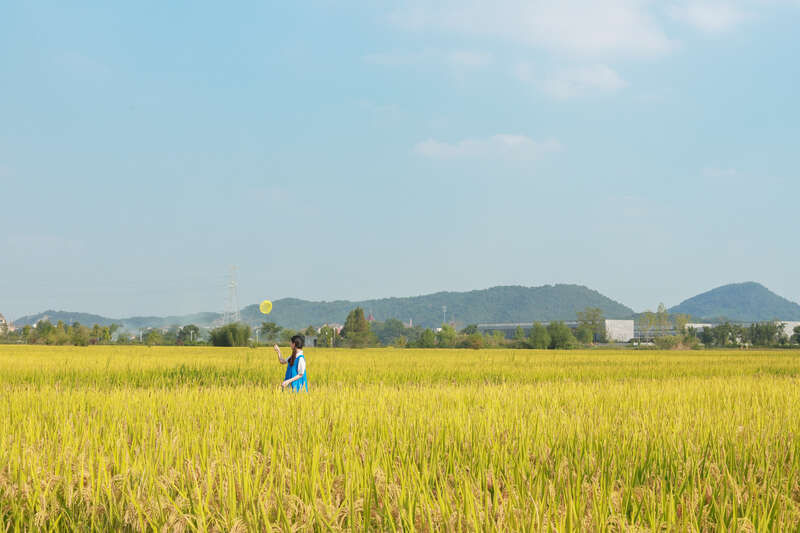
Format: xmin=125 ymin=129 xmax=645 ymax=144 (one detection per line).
xmin=284 ymin=355 xmax=308 ymax=392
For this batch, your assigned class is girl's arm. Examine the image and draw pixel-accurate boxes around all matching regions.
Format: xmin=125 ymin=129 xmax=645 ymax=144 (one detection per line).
xmin=273 ymin=344 xmax=287 ymax=364
xmin=282 ymin=374 xmax=301 ymax=387
xmin=282 ymin=359 xmax=305 ymax=388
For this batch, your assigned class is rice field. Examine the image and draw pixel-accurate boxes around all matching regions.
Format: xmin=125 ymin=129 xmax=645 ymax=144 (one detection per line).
xmin=1 ymin=346 xmax=799 ymax=531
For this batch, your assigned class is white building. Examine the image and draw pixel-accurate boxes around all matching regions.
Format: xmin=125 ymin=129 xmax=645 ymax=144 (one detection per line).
xmin=781 ymin=321 xmax=800 ymax=340
xmin=604 ymin=319 xmax=635 ymax=342
xmin=685 ymin=323 xmax=713 ymax=331
xmin=477 ymin=319 xmax=635 ymax=343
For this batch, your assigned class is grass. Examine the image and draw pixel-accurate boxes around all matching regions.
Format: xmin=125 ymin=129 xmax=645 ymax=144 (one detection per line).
xmin=0 ymin=345 xmax=799 ymax=530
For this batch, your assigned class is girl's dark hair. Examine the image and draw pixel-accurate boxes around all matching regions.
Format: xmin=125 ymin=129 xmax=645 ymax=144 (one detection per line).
xmin=288 ymin=334 xmax=305 ymax=366
xmin=291 ymin=335 xmax=305 ymax=349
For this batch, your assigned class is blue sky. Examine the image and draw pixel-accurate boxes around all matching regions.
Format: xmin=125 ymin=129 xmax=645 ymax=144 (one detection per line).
xmin=2 ymin=1 xmax=799 ymax=319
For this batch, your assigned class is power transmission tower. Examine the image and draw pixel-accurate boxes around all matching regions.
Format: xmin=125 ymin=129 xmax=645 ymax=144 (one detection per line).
xmin=223 ymin=266 xmax=241 ymax=325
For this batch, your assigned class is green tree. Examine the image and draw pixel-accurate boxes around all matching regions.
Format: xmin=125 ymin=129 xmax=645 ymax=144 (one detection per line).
xmin=461 ymin=333 xmax=484 ymax=349
xmin=639 ymin=311 xmax=656 ymax=341
xmin=576 ymin=307 xmax=606 ymax=342
xmin=793 ymin=325 xmax=800 ymax=345
xmin=461 ymin=324 xmax=478 ymax=335
xmin=317 ymin=325 xmax=338 ymax=347
xmin=90 ymin=324 xmax=103 ymax=344
xmin=528 ymin=323 xmax=550 ymax=349
xmin=655 ymin=303 xmax=671 ymax=334
xmin=700 ymin=326 xmax=714 ymax=346
xmin=36 ymin=320 xmax=55 ymax=341
xmin=50 ymin=328 xmax=70 ymax=345
xmin=417 ymin=329 xmax=436 ymax=348
xmin=177 ymin=324 xmax=200 ymax=345
xmin=575 ymin=324 xmax=593 ymax=344
xmin=748 ymin=322 xmax=781 ymax=346
xmin=513 ymin=326 xmax=526 ymax=345
xmin=144 ymin=329 xmax=163 ymax=346
xmin=260 ymin=322 xmax=283 ymax=343
xmin=673 ymin=314 xmax=691 ymax=334
xmin=711 ymin=323 xmax=734 ymax=347
xmin=371 ymin=319 xmax=408 ymax=346
xmin=547 ymin=322 xmax=577 ymax=349
xmin=341 ymin=308 xmax=372 ymax=347
xmin=304 ymin=325 xmax=317 ymax=337
xmin=71 ymin=324 xmax=90 ymax=346
xmin=436 ymin=324 xmax=457 ymax=348
xmin=487 ymin=331 xmax=506 ymax=347
xmin=209 ymin=323 xmax=251 ymax=347
xmin=280 ymin=328 xmax=298 ymax=345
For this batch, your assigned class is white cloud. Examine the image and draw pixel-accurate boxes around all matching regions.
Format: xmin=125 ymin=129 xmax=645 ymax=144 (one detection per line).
xmin=541 ymin=64 xmax=629 ymax=99
xmin=446 ymin=50 xmax=493 ymax=68
xmin=703 ymin=166 xmax=738 ymax=177
xmin=668 ymin=2 xmax=749 ymax=33
xmin=414 ymin=134 xmax=562 ymax=160
xmin=391 ymin=1 xmax=675 ymax=58
xmin=364 ymin=49 xmax=492 ymax=70
xmin=390 ymin=1 xmax=800 ymax=58
xmin=513 ymin=62 xmax=536 ymax=83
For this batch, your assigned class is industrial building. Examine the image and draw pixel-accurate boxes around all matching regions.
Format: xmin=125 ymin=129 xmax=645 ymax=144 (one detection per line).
xmin=477 ymin=319 xmax=635 ymax=343
xmin=782 ymin=322 xmax=800 ymax=339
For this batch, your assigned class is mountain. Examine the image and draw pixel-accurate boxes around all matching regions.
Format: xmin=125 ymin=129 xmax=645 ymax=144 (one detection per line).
xmin=241 ymin=284 xmax=634 ymax=329
xmin=13 ymin=284 xmax=634 ymax=330
xmin=12 ymin=311 xmax=118 ymax=328
xmin=668 ymin=282 xmax=800 ymax=322
xmin=13 ymin=310 xmax=223 ymax=330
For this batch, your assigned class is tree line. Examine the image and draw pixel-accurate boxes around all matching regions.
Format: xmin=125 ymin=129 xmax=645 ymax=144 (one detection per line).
xmin=256 ymin=307 xmax=609 ymax=350
xmin=5 ymin=308 xmax=798 ymax=349
xmin=636 ymin=302 xmax=800 ymax=349
xmin=666 ymin=322 xmax=800 ymax=349
xmin=0 ymin=320 xmax=203 ymax=346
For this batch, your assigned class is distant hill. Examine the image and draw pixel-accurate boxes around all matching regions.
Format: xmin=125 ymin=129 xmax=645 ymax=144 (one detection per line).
xmin=241 ymin=284 xmax=634 ymax=329
xmin=669 ymin=282 xmax=800 ymax=322
xmin=13 ymin=311 xmax=118 ymax=328
xmin=13 ymin=310 xmax=223 ymax=330
xmin=14 ymin=284 xmax=634 ymax=331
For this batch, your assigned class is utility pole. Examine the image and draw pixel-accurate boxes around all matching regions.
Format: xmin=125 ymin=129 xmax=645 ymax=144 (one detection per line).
xmin=223 ymin=266 xmax=241 ymax=325
xmin=442 ymin=305 xmax=447 ymax=325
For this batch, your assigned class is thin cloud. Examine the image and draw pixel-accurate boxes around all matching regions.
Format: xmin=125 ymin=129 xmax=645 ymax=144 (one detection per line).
xmin=390 ymin=1 xmax=798 ymax=59
xmin=541 ymin=64 xmax=629 ymax=100
xmin=364 ymin=49 xmax=492 ymax=70
xmin=391 ymin=1 xmax=676 ymax=59
xmin=703 ymin=166 xmax=738 ymax=177
xmin=668 ymin=2 xmax=749 ymax=33
xmin=414 ymin=134 xmax=562 ymax=160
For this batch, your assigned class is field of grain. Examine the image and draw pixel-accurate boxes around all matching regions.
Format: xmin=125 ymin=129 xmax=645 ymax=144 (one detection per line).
xmin=1 ymin=346 xmax=799 ymax=531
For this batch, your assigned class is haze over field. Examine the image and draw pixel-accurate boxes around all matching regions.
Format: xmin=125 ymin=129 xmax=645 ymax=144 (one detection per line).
xmin=2 ymin=2 xmax=799 ymax=319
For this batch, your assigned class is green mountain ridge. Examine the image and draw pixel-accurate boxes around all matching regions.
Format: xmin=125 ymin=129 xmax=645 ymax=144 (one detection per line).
xmin=668 ymin=282 xmax=800 ymax=322
xmin=15 ymin=282 xmax=798 ymax=331
xmin=241 ymin=284 xmax=635 ymax=329
xmin=13 ymin=284 xmax=634 ymax=330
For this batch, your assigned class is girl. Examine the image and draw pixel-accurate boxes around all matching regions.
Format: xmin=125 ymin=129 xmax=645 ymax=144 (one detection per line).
xmin=273 ymin=335 xmax=308 ymax=392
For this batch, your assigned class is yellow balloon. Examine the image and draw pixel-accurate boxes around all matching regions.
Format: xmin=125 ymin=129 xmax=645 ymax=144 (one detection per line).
xmin=259 ymin=300 xmax=273 ymax=314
